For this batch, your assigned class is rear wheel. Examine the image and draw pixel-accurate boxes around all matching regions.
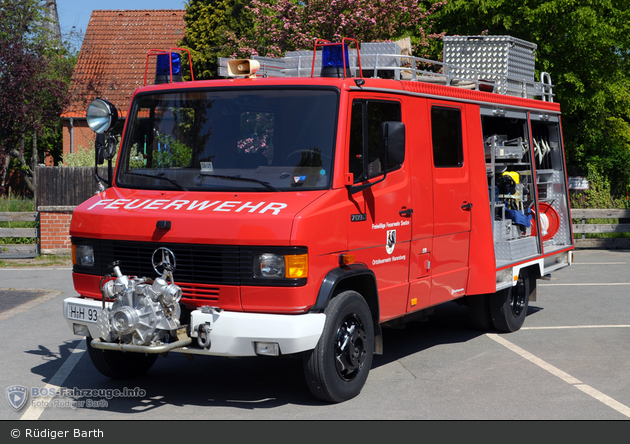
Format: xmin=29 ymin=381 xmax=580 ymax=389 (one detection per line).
xmin=489 ymin=270 xmax=531 ymax=332
xmin=303 ymin=291 xmax=374 ymax=403
xmin=467 ymin=294 xmax=494 ymax=331
xmin=86 ymin=337 xmax=158 ymax=379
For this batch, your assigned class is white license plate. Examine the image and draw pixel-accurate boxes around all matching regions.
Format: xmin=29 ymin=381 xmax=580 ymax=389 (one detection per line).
xmin=67 ymin=303 xmax=100 ymax=323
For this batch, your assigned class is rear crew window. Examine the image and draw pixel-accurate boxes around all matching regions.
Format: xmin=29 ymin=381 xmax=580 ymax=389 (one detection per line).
xmin=431 ymin=107 xmax=463 ymax=167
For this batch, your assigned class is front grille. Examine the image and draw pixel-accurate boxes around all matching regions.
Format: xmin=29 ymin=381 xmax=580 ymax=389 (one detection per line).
xmin=178 ymin=283 xmax=220 ymax=302
xmin=72 ymin=238 xmax=306 ymax=288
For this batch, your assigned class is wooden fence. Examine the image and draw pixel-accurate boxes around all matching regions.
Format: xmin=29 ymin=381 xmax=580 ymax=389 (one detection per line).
xmin=572 ymin=209 xmax=630 ymax=249
xmin=35 ymin=166 xmax=109 ymax=207
xmin=2 ymin=199 xmax=630 ymax=259
xmin=0 ymin=212 xmax=38 ymax=258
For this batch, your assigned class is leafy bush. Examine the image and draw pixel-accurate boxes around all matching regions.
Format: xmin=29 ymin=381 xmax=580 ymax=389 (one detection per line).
xmin=63 ymin=146 xmax=118 ymax=167
xmin=570 ymin=164 xmax=627 ymax=210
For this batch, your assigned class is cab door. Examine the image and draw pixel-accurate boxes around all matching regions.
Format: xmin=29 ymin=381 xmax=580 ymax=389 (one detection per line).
xmin=428 ymin=103 xmax=471 ymax=305
xmin=345 ymin=96 xmax=412 ymax=321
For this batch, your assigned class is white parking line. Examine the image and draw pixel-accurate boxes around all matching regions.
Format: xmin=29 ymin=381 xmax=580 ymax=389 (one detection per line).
xmin=522 ymin=325 xmax=630 ymax=330
xmin=538 ymin=283 xmax=630 ymax=286
xmin=19 ymin=338 xmax=87 ymax=421
xmin=488 ymin=333 xmax=630 ymax=418
xmin=572 ymin=262 xmax=627 ymax=265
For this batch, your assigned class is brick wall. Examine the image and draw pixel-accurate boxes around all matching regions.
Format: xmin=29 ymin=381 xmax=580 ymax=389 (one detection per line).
xmin=38 ymin=206 xmax=75 ymax=254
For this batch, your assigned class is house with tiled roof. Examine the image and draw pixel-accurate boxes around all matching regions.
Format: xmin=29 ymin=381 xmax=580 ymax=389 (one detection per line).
xmin=60 ymin=9 xmax=186 ymax=162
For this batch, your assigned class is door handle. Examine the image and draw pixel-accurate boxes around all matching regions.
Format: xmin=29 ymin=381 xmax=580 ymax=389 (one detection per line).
xmin=399 ymin=208 xmax=413 ymax=217
xmin=461 ymin=203 xmax=473 ymax=210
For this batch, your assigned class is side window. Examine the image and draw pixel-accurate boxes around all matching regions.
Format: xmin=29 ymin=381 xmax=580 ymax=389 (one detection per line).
xmin=431 ymin=107 xmax=463 ymax=167
xmin=349 ymin=99 xmax=402 ymax=182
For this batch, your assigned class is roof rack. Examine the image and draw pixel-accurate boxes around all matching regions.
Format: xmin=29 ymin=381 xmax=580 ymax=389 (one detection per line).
xmin=219 ymin=36 xmax=554 ymax=102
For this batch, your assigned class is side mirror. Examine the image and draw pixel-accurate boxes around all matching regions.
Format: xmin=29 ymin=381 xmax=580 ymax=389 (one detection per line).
xmin=348 ymin=121 xmax=405 ymax=195
xmin=381 ymin=121 xmax=405 ymax=167
xmin=95 ymin=134 xmax=106 ymax=165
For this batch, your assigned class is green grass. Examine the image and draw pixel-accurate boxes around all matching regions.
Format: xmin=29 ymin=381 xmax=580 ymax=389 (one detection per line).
xmin=0 ymin=195 xmax=35 ymax=212
xmin=0 ymin=254 xmax=72 ymax=268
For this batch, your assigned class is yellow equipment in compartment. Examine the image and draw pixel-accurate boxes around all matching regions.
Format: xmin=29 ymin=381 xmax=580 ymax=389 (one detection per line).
xmin=501 ymin=171 xmax=522 ymax=210
xmin=502 ymin=170 xmax=519 ymax=185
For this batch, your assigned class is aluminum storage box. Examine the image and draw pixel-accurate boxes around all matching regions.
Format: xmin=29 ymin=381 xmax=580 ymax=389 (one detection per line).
xmin=443 ymin=35 xmax=540 ymax=98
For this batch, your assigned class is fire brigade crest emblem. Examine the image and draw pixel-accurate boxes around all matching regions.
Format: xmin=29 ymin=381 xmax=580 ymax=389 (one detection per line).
xmin=6 ymin=385 xmax=28 ymax=411
xmin=386 ymin=230 xmax=396 ymax=254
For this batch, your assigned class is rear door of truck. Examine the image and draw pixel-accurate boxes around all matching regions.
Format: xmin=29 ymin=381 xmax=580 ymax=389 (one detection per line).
xmin=428 ymin=102 xmax=472 ymax=305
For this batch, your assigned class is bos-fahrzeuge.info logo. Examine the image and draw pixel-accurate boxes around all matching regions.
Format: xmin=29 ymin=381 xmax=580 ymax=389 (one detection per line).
xmin=6 ymin=385 xmax=146 ymax=411
xmin=6 ymin=385 xmax=28 ymax=411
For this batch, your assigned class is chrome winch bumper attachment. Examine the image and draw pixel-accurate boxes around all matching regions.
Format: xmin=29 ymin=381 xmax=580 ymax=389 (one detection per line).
xmin=64 ymin=254 xmax=326 ymax=357
xmin=91 ymin=260 xmax=186 ymax=352
xmin=90 ymin=327 xmax=192 ymax=353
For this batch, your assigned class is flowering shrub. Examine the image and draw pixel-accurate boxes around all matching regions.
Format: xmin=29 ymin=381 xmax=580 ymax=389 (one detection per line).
xmin=237 ymin=132 xmax=271 ymax=157
xmin=237 ymin=112 xmax=274 ymax=158
xmin=226 ymin=0 xmax=447 ymax=58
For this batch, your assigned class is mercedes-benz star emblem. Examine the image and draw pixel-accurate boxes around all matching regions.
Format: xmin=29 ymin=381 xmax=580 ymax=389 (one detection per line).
xmin=152 ymin=247 xmax=177 ymax=275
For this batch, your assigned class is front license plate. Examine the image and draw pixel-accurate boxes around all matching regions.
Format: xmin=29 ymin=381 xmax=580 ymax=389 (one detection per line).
xmin=67 ymin=303 xmax=100 ymax=323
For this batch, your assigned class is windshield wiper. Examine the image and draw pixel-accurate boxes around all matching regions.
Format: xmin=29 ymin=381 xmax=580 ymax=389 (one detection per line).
xmin=198 ymin=173 xmax=280 ymax=192
xmin=125 ymin=172 xmax=188 ymax=191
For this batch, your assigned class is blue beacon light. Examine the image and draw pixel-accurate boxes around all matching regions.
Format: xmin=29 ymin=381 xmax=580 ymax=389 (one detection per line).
xmin=155 ymin=52 xmax=183 ymax=84
xmin=321 ymin=43 xmax=349 ymax=78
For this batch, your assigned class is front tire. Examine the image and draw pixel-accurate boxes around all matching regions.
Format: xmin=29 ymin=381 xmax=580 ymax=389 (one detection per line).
xmin=489 ymin=270 xmax=531 ymax=332
xmin=303 ymin=291 xmax=374 ymax=403
xmin=86 ymin=337 xmax=158 ymax=379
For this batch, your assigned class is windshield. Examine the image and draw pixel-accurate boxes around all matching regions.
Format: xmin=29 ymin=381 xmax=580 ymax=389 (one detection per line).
xmin=117 ymin=88 xmax=338 ymax=192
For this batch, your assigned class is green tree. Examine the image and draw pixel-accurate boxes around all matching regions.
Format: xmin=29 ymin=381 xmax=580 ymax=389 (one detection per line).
xmin=179 ymin=0 xmax=256 ymax=79
xmin=0 ymin=0 xmax=75 ymax=195
xmin=430 ymin=0 xmax=630 ymax=200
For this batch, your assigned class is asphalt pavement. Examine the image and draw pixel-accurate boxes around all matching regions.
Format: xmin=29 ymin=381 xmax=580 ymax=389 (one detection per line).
xmin=0 ymin=249 xmax=629 ymax=422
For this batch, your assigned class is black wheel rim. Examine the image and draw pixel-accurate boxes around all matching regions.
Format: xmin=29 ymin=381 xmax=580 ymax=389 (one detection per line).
xmin=511 ymin=277 xmax=527 ymax=317
xmin=334 ymin=313 xmax=367 ymax=381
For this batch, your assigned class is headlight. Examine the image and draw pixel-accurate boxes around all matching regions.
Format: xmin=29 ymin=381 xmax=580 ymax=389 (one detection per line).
xmin=254 ymin=253 xmax=308 ymax=279
xmin=254 ymin=253 xmax=285 ymax=278
xmin=73 ymin=244 xmax=95 ymax=267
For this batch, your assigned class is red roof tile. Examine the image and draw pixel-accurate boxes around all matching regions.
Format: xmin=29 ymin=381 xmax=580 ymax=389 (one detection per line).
xmin=62 ymin=9 xmax=186 ymax=118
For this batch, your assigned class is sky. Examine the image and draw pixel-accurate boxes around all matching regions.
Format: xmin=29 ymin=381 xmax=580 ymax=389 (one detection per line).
xmin=56 ymin=0 xmax=188 ymax=48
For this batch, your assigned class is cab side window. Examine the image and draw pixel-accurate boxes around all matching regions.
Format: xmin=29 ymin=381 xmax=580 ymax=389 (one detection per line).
xmin=349 ymin=100 xmax=402 ymax=182
xmin=431 ymin=106 xmax=463 ymax=167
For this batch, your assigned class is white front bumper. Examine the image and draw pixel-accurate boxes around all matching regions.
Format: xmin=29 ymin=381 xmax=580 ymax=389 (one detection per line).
xmin=63 ymin=297 xmax=325 ymax=357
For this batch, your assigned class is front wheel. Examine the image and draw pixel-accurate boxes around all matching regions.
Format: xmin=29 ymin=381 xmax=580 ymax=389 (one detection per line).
xmin=303 ymin=291 xmax=374 ymax=403
xmin=86 ymin=337 xmax=158 ymax=379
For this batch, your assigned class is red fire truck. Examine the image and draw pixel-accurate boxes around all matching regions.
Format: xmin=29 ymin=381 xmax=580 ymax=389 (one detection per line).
xmin=63 ymin=36 xmax=574 ymax=403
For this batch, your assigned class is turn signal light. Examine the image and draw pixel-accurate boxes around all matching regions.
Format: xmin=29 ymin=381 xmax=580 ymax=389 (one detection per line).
xmin=339 ymin=254 xmax=355 ymax=265
xmin=285 ymin=254 xmax=308 ymax=278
